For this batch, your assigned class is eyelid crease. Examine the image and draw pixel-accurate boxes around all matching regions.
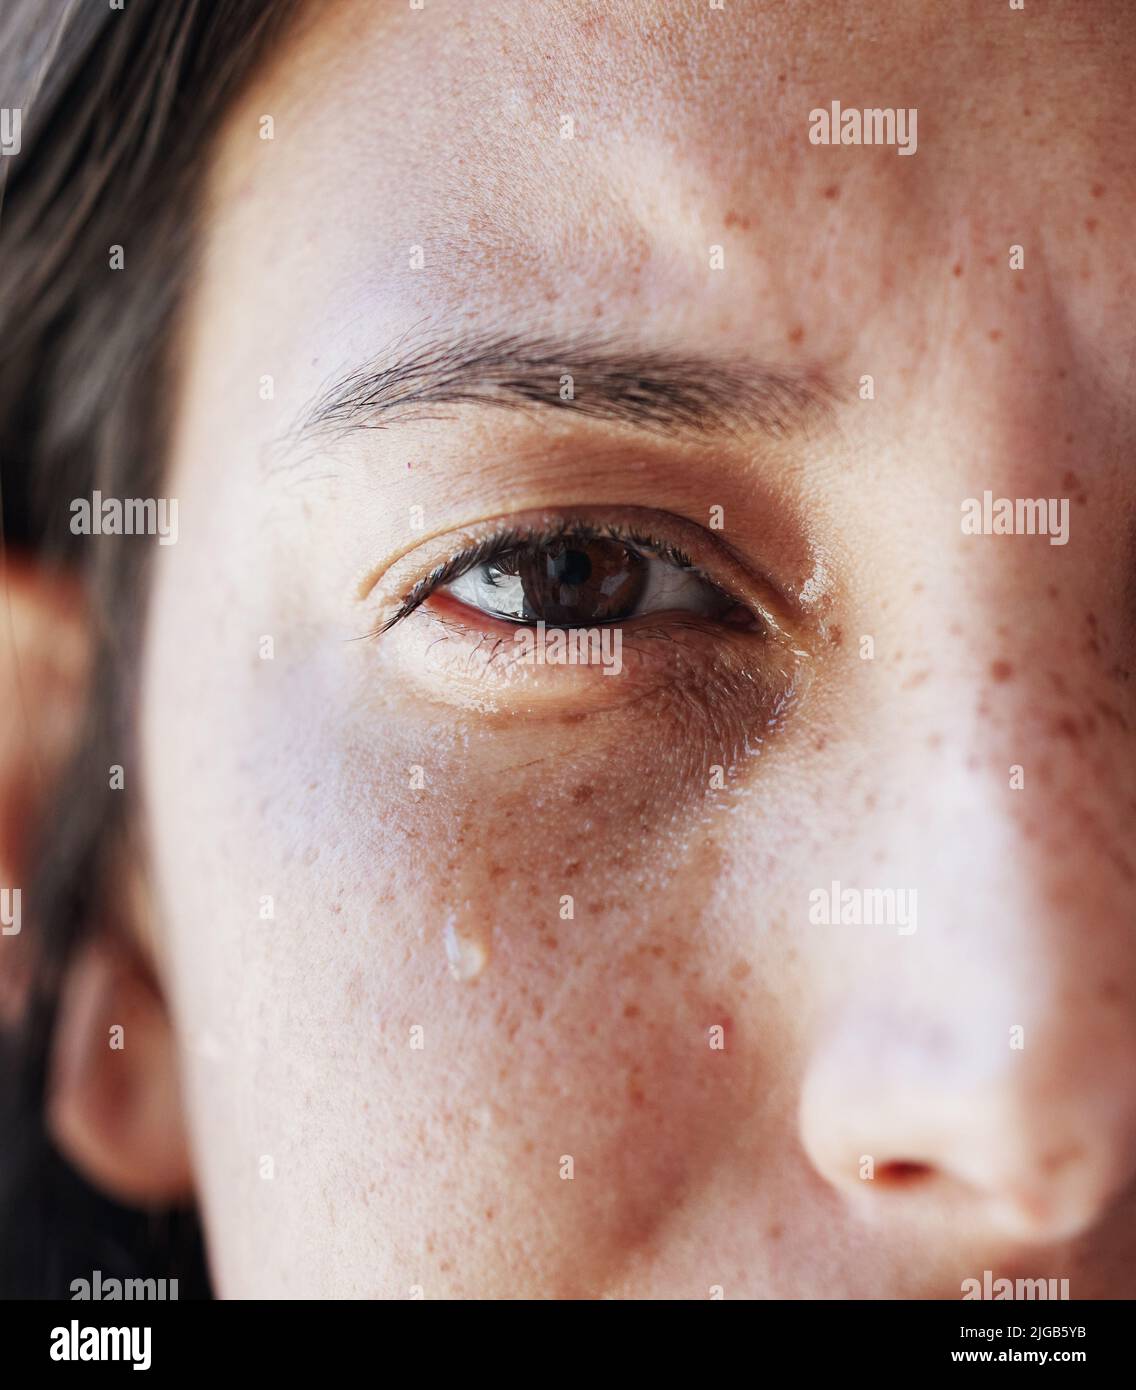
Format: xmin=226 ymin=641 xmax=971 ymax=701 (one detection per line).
xmin=373 ymin=519 xmax=728 ymax=636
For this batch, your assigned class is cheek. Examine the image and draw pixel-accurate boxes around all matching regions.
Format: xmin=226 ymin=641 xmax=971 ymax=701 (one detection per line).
xmin=140 ymin=551 xmax=805 ymax=1291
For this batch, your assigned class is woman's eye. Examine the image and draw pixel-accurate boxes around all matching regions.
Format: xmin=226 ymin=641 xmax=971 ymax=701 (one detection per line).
xmin=440 ymin=535 xmax=743 ymax=627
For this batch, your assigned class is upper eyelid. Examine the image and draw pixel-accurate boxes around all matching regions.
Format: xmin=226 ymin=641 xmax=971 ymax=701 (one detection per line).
xmin=378 ymin=521 xmax=724 ymax=634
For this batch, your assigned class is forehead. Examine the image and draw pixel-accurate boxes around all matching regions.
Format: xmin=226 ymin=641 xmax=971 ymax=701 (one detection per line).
xmin=189 ymin=0 xmax=1134 ymax=395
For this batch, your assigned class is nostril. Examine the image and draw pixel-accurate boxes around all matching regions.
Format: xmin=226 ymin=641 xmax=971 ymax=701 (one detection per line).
xmin=876 ymin=1160 xmax=934 ymax=1187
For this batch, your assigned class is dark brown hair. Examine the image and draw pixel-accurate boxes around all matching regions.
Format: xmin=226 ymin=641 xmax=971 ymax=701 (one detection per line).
xmin=0 ymin=0 xmax=298 ymax=1299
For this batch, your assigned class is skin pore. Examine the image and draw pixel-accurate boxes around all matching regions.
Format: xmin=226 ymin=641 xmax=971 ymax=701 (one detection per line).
xmin=41 ymin=0 xmax=1136 ymax=1297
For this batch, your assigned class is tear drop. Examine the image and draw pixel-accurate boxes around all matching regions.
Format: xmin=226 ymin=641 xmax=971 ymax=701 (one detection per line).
xmin=443 ymin=919 xmax=488 ymax=982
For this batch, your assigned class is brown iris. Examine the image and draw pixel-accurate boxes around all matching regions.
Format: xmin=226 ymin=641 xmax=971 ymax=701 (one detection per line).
xmin=497 ymin=537 xmax=647 ymax=624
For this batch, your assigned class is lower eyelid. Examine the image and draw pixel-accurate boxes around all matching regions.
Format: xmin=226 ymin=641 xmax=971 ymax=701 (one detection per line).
xmin=369 ymin=588 xmax=802 ymax=732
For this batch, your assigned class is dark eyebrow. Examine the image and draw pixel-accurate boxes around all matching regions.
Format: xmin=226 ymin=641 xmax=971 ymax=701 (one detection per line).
xmin=292 ymin=328 xmax=835 ymax=447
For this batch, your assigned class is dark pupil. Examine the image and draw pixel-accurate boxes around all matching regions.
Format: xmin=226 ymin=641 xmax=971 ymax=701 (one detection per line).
xmin=513 ymin=538 xmax=647 ymax=624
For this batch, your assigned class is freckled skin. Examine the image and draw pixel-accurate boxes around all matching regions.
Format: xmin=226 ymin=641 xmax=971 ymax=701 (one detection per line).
xmin=137 ymin=0 xmax=1136 ymax=1297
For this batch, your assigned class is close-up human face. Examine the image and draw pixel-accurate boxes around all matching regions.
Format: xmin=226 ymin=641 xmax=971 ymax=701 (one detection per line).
xmin=2 ymin=0 xmax=1134 ymax=1310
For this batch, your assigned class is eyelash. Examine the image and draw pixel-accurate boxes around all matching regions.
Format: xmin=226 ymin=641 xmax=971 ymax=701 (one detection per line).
xmin=378 ymin=520 xmax=733 ymax=633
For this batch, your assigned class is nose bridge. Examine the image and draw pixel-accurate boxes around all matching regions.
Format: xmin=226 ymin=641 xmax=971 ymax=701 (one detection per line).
xmin=850 ymin=460 xmax=1136 ymax=951
xmin=868 ymin=672 xmax=1133 ymax=964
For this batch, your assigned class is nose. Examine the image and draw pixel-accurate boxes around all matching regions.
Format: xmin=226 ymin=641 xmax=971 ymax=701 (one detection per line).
xmin=792 ymin=472 xmax=1136 ymax=1246
xmin=800 ymin=985 xmax=1136 ymax=1242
